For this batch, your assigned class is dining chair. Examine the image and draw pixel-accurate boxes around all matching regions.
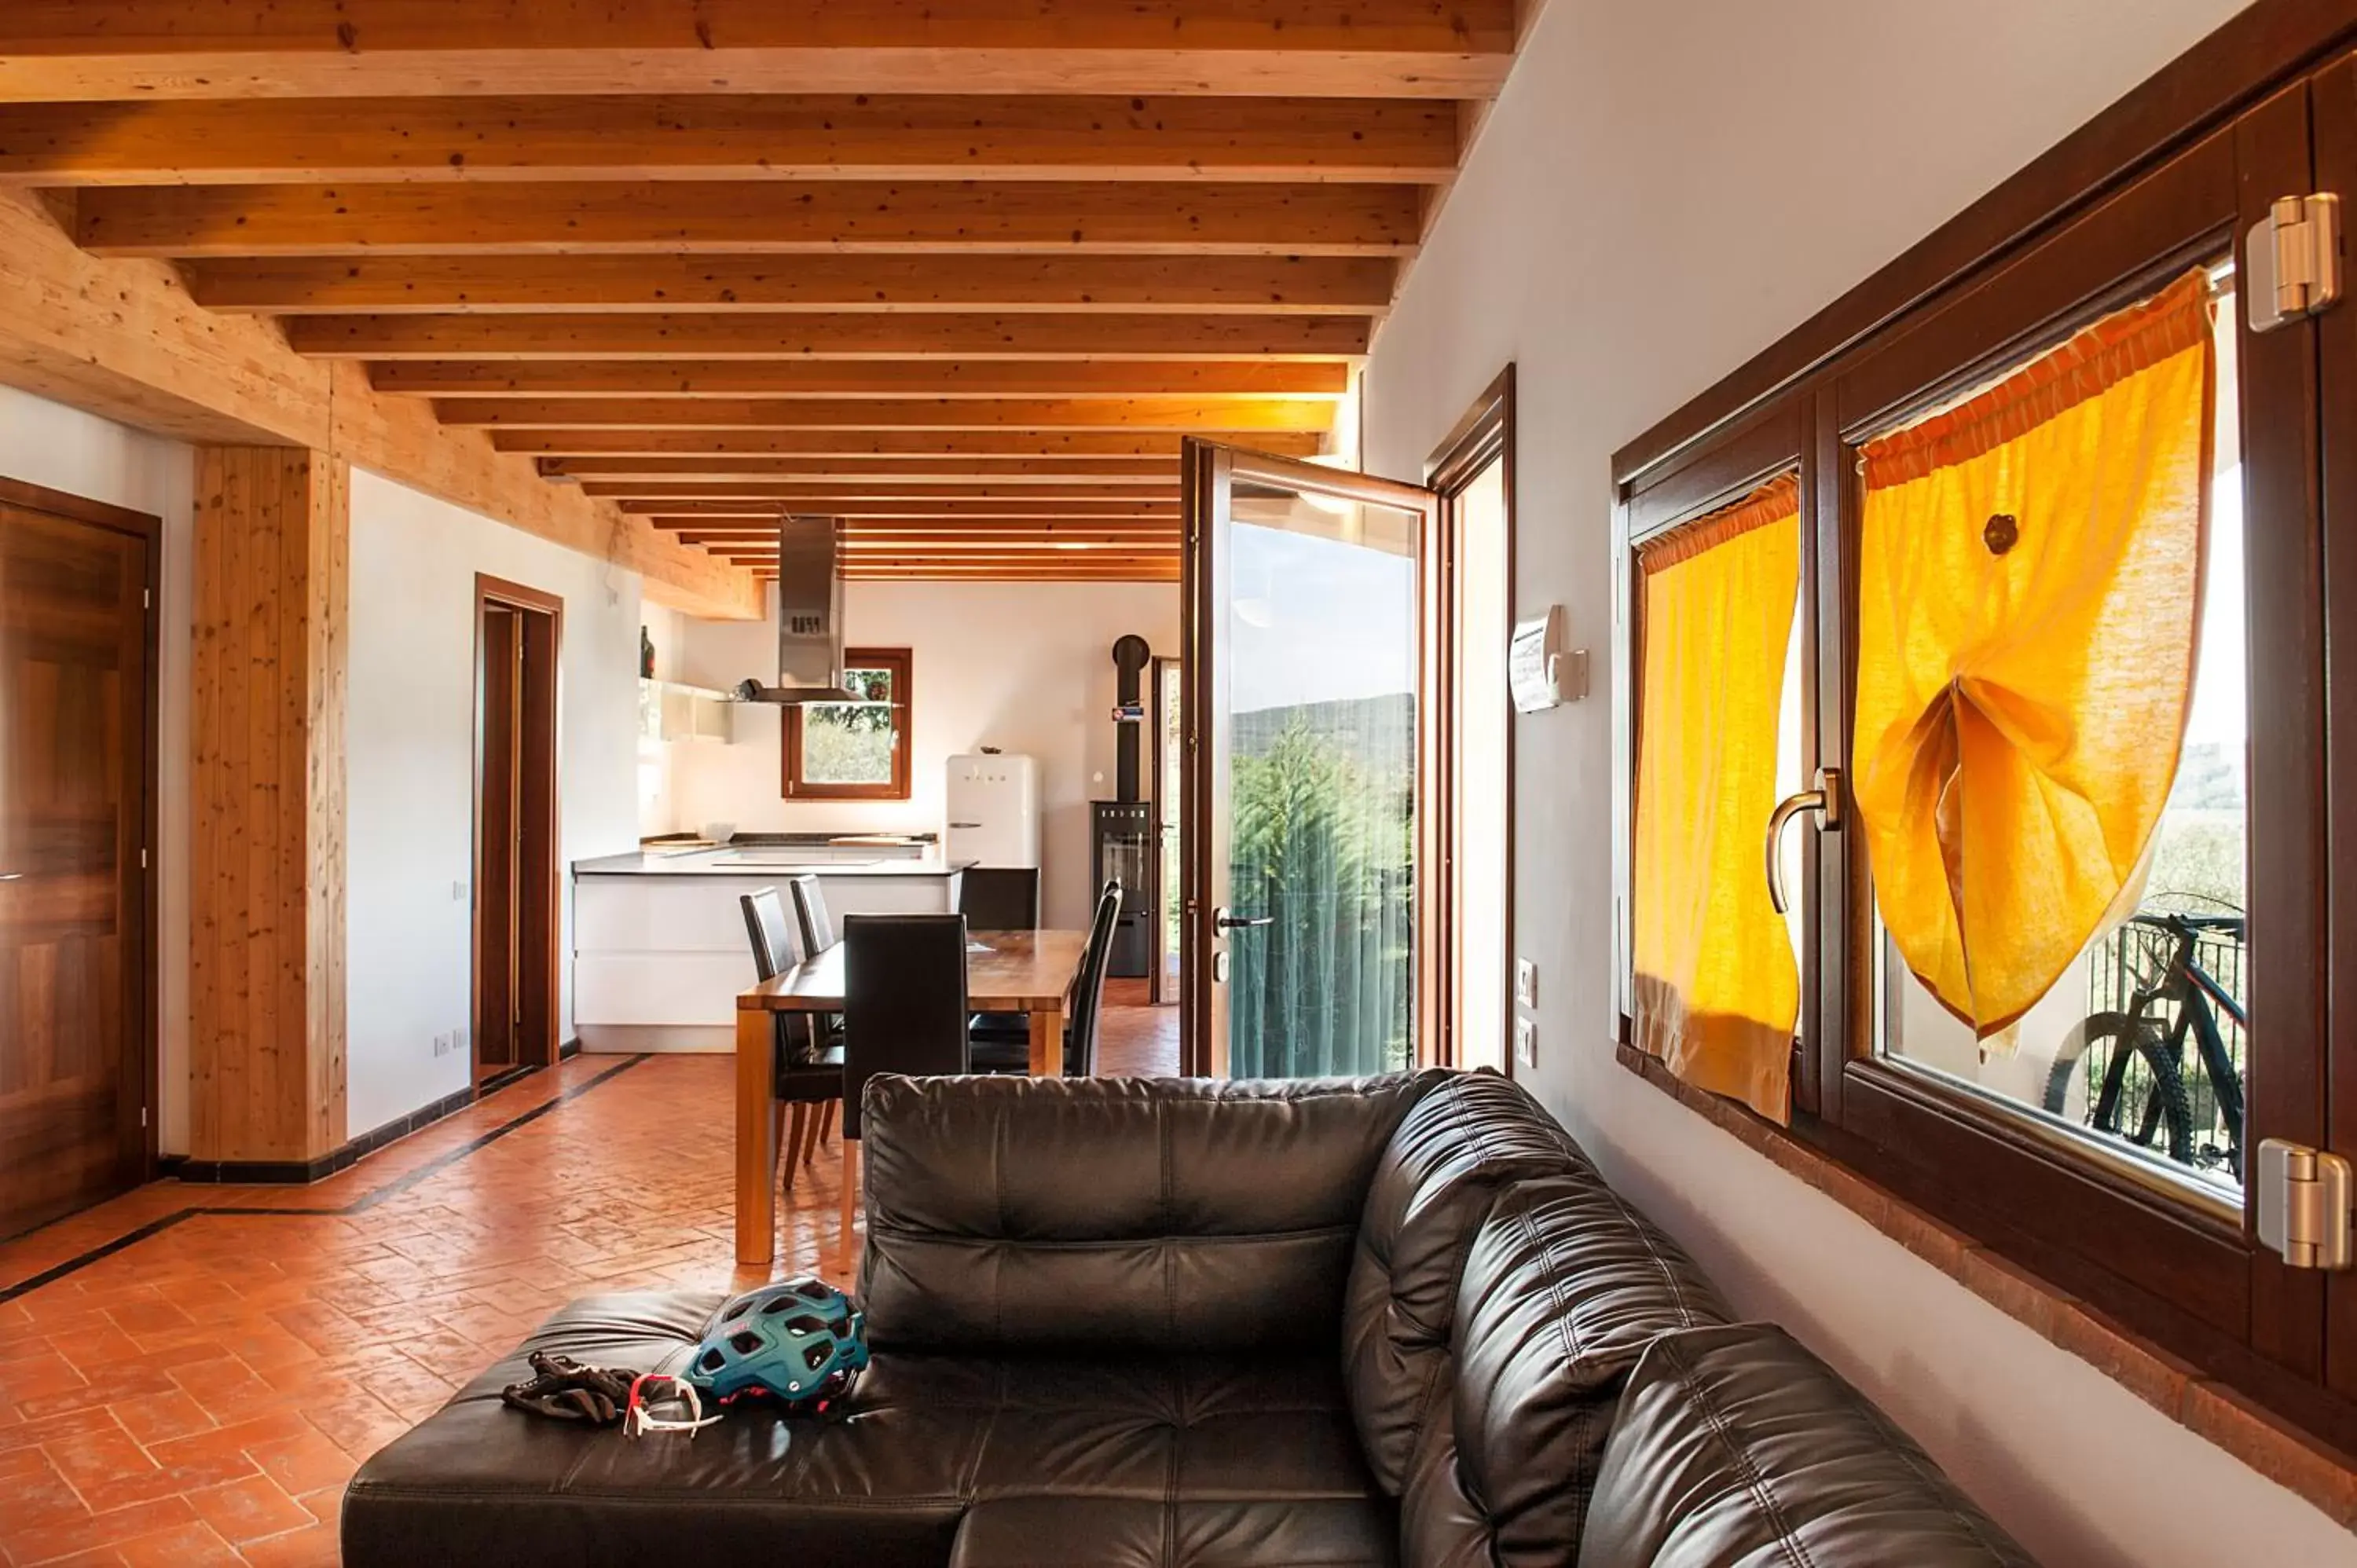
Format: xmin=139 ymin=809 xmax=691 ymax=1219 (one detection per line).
xmin=739 ymin=889 xmax=843 ymax=1192
xmin=788 ymin=873 xmax=846 ymax=1058
xmin=970 ymin=877 xmax=1121 ymax=1075
xmin=838 ymin=912 xmax=972 ymax=1256
xmin=962 ymin=867 xmax=1042 ymax=1048
xmin=1061 ymin=878 xmax=1125 ymax=1078
xmin=959 ymin=866 xmax=1042 ymax=932
xmin=788 ymin=874 xmax=836 ymax=954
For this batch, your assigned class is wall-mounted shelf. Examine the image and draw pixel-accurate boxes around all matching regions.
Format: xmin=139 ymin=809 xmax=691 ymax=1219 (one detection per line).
xmin=638 ymin=678 xmax=735 ymax=744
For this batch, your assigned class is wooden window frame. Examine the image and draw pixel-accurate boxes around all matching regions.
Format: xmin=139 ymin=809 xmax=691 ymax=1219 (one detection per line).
xmin=1610 ymin=0 xmax=2357 ymax=1456
xmin=781 ymin=647 xmax=913 ymax=801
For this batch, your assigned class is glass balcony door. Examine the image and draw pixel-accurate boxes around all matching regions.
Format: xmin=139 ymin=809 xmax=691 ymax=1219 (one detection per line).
xmin=1179 ymin=441 xmax=1442 ymax=1079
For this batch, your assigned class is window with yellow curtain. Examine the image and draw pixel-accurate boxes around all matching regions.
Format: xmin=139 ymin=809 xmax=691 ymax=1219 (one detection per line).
xmin=1632 ymin=475 xmax=1802 ymax=1123
xmin=1856 ymin=266 xmax=2240 ymax=1192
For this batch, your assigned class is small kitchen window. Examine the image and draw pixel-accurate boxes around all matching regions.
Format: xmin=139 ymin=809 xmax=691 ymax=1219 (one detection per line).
xmin=783 ymin=647 xmax=912 ymax=800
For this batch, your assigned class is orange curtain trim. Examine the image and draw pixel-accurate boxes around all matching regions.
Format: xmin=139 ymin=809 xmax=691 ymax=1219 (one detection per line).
xmin=1860 ymin=269 xmax=2212 ymax=489
xmin=1637 ymin=473 xmax=1800 ymax=573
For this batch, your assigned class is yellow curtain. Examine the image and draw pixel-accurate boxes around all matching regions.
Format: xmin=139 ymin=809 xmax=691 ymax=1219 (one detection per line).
xmin=1633 ymin=476 xmax=1802 ymax=1123
xmin=1853 ymin=269 xmax=2214 ymax=1038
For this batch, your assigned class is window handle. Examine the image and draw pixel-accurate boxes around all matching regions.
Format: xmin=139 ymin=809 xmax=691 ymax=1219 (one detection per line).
xmin=1765 ymin=767 xmax=1843 ymax=917
xmin=1214 ymin=907 xmax=1274 ymax=931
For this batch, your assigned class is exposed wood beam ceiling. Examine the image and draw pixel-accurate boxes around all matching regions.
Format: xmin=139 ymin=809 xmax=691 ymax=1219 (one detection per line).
xmin=1 ymin=1 xmax=1521 ymax=582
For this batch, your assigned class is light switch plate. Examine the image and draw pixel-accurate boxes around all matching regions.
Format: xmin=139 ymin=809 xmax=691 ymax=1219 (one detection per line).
xmin=1514 ymin=1017 xmax=1537 ymax=1068
xmin=1515 ymin=958 xmax=1538 ymax=1008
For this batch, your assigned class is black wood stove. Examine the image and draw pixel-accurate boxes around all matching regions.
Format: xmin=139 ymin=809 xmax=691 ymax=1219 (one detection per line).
xmin=1090 ymin=635 xmax=1156 ymax=979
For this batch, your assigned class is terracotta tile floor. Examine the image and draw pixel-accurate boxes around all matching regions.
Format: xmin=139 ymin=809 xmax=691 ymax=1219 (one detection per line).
xmin=0 ymin=987 xmax=1180 ymax=1566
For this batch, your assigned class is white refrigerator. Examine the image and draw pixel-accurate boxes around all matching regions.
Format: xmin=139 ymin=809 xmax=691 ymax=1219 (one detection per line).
xmin=945 ymin=753 xmax=1040 ymax=867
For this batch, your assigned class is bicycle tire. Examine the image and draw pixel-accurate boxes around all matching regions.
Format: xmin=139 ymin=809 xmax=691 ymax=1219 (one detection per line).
xmin=2042 ymin=1013 xmax=2197 ymax=1166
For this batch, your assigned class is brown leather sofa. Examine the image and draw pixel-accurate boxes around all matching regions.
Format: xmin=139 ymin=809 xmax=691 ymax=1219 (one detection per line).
xmin=343 ymin=1070 xmax=2038 ymax=1566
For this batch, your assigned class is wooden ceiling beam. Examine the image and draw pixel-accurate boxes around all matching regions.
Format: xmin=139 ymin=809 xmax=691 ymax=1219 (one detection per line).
xmin=631 ymin=497 xmax=1177 ymax=518
xmin=489 ymin=429 xmax=1321 ymax=458
xmin=185 ymin=255 xmax=1397 ymax=316
xmin=435 ymin=397 xmax=1336 ymax=431
xmin=0 ymin=2 xmax=1516 ymax=102
xmin=368 ymin=359 xmax=1348 ymax=398
xmin=539 ymin=456 xmax=1178 ymax=482
xmin=0 ymin=96 xmax=1456 ymax=185
xmin=712 ymin=544 xmax=1176 ymax=556
xmin=681 ymin=525 xmax=1180 ymax=541
xmin=776 ymin=567 xmax=1180 ymax=581
xmin=0 ymin=186 xmax=757 ymax=617
xmin=288 ymin=312 xmax=1369 ymax=361
xmin=75 ymin=180 xmax=1421 ymax=258
xmin=590 ymin=482 xmax=1177 ymax=502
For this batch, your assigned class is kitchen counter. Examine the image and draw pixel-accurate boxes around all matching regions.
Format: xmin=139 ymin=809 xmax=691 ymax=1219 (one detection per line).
xmin=575 ymin=848 xmax=975 ymax=877
xmin=570 ymin=848 xmax=971 ymax=1052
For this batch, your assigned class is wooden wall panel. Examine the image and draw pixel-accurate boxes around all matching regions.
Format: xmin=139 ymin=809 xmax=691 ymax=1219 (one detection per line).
xmin=191 ymin=445 xmax=347 ymax=1163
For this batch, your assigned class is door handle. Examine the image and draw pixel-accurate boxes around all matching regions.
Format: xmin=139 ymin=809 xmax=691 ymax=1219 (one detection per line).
xmin=1214 ymin=907 xmax=1274 ymax=931
xmin=0 ymin=872 xmax=21 ymax=882
xmin=1765 ymin=767 xmax=1842 ymax=917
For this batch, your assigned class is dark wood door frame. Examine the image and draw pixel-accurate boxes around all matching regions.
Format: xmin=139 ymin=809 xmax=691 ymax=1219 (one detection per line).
xmin=1149 ymin=653 xmax=1180 ymax=1006
xmin=0 ymin=473 xmax=159 ymax=1234
xmin=472 ymin=573 xmax=562 ymax=1079
xmin=1425 ymin=368 xmax=1517 ymax=1073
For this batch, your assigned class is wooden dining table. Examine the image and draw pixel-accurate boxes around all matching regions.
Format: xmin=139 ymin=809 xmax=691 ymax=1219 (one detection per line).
xmin=733 ymin=927 xmax=1091 ymax=1264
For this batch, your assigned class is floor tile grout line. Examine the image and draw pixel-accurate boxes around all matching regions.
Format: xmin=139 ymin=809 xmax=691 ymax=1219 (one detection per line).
xmin=0 ymin=1055 xmax=652 ymax=1306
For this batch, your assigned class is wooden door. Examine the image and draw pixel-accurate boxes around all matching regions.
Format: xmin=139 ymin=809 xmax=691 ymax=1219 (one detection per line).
xmin=0 ymin=485 xmax=154 ymax=1239
xmin=473 ymin=575 xmax=562 ymax=1081
xmin=475 ymin=605 xmax=520 ymax=1075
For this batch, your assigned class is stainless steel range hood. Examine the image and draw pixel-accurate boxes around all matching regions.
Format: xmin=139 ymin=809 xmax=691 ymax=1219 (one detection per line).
xmin=735 ymin=515 xmax=860 ymax=705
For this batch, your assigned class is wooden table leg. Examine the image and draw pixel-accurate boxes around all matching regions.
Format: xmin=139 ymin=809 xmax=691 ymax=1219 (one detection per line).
xmin=1028 ymin=1001 xmax=1066 ymax=1077
xmin=837 ymin=1138 xmax=861 ymax=1263
xmin=735 ymin=1007 xmax=779 ymax=1265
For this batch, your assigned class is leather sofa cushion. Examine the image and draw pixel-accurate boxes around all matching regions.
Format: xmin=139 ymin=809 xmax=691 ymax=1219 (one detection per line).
xmin=950 ymin=1498 xmax=1398 ymax=1567
xmin=1452 ymin=1176 xmax=1732 ymax=1564
xmin=1342 ymin=1072 xmax=1592 ymax=1493
xmin=1397 ymin=1404 xmax=1492 ymax=1568
xmin=861 ymin=1070 xmax=1446 ymax=1354
xmin=1578 ymin=1324 xmax=2040 ymax=1568
xmin=345 ymin=1291 xmax=1391 ymax=1568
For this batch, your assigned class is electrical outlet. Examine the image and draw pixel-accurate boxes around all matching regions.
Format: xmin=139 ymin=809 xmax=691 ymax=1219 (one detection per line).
xmin=1515 ymin=958 xmax=1538 ymax=1009
xmin=1513 ymin=1017 xmax=1537 ymax=1069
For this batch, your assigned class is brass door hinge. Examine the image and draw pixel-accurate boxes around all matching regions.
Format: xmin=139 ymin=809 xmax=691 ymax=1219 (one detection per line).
xmin=2248 ymin=192 xmax=2342 ymax=333
xmin=2256 ymin=1138 xmax=2354 ymax=1269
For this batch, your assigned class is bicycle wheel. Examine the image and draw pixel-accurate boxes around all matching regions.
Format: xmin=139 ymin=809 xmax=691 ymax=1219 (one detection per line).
xmin=2042 ymin=1013 xmax=2196 ymax=1167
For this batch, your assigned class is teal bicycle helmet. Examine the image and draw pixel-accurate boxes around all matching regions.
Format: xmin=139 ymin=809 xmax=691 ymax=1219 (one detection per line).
xmin=684 ymin=1279 xmax=869 ymax=1411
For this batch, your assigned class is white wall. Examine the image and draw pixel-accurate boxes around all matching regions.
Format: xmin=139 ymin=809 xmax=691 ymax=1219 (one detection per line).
xmin=673 ymin=581 xmax=1178 ymax=929
xmin=637 ymin=603 xmax=687 ymax=839
xmin=344 ymin=468 xmax=647 ymax=1134
xmin=1361 ymin=1 xmax=2357 ymax=1564
xmin=0 ymin=386 xmax=196 ymax=1153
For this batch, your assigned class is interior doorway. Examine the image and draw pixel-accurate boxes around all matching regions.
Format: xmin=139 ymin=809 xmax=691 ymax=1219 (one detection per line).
xmin=0 ymin=477 xmax=157 ymax=1240
xmin=474 ymin=574 xmax=561 ymax=1084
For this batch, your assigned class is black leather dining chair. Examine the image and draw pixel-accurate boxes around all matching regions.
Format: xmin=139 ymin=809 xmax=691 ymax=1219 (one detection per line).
xmin=788 ymin=874 xmax=836 ymax=954
xmin=959 ymin=866 xmax=1041 ymax=932
xmin=962 ymin=867 xmax=1042 ymax=1046
xmin=787 ymin=873 xmax=845 ymax=1049
xmin=838 ymin=912 xmax=971 ymax=1255
xmin=739 ymin=889 xmax=843 ymax=1192
xmin=972 ymin=877 xmax=1121 ymax=1076
xmin=1061 ymin=879 xmax=1124 ymax=1078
